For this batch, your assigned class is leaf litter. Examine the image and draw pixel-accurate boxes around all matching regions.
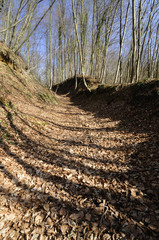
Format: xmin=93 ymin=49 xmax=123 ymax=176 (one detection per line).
xmin=0 ymin=94 xmax=159 ymax=239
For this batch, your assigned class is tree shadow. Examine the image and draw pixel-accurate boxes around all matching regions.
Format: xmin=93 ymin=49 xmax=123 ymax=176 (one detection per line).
xmin=18 ymin=110 xmax=116 ymax=132
xmin=0 ymin=133 xmax=156 ymax=238
xmin=0 ymin=89 xmax=159 ymax=239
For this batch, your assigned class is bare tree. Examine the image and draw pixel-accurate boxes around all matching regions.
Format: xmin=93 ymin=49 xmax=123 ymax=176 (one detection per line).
xmin=114 ymin=0 xmax=130 ymax=84
xmin=131 ymin=0 xmax=137 ymax=83
xmin=100 ymin=0 xmax=120 ymax=83
xmin=152 ymin=24 xmax=159 ymax=78
xmin=9 ymin=0 xmax=24 ymax=48
xmin=0 ymin=0 xmax=158 ymax=86
xmin=49 ymin=0 xmax=53 ymax=89
xmin=72 ymin=0 xmax=90 ymax=90
xmin=90 ymin=0 xmax=95 ymax=77
xmin=136 ymin=0 xmax=142 ymax=82
xmin=4 ymin=0 xmax=13 ymax=44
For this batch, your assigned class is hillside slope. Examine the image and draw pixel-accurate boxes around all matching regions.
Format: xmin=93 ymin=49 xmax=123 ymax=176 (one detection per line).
xmin=0 ymin=42 xmax=56 ymax=106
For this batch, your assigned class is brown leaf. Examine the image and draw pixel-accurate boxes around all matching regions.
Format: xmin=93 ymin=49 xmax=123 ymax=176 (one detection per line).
xmin=34 ymin=215 xmax=44 ymax=225
xmin=59 ymin=208 xmax=67 ymax=216
xmin=47 ymin=217 xmax=53 ymax=227
xmin=61 ymin=224 xmax=70 ymax=235
xmin=69 ymin=212 xmax=84 ymax=220
xmin=85 ymin=213 xmax=91 ymax=221
xmin=43 ymin=203 xmax=49 ymax=212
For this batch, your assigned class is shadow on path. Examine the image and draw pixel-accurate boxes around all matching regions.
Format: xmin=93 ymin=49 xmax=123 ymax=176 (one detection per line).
xmin=0 ymin=88 xmax=159 ymax=239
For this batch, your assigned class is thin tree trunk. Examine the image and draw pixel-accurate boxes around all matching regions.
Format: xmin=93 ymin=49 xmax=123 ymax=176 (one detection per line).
xmin=49 ymin=2 xmax=53 ymax=89
xmin=72 ymin=0 xmax=90 ymax=91
xmin=140 ymin=0 xmax=156 ymax=62
xmin=90 ymin=0 xmax=95 ymax=77
xmin=148 ymin=21 xmax=152 ymax=78
xmin=131 ymin=0 xmax=137 ymax=83
xmin=46 ymin=29 xmax=49 ymax=85
xmin=13 ymin=0 xmax=37 ymax=52
xmin=152 ymin=44 xmax=159 ymax=78
xmin=100 ymin=0 xmax=120 ymax=83
xmin=15 ymin=0 xmax=56 ymax=53
xmin=9 ymin=0 xmax=24 ymax=48
xmin=114 ymin=0 xmax=130 ymax=84
xmin=74 ymin=33 xmax=78 ymax=89
xmin=152 ymin=24 xmax=159 ymax=77
xmin=4 ymin=0 xmax=12 ymax=44
xmin=119 ymin=0 xmax=123 ymax=84
xmin=136 ymin=0 xmax=142 ymax=82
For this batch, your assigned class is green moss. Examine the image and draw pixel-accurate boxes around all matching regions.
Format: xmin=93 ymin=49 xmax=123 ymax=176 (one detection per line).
xmin=0 ymin=127 xmax=11 ymax=143
xmin=8 ymin=101 xmax=14 ymax=109
xmin=26 ymin=93 xmax=32 ymax=99
xmin=0 ymin=97 xmax=14 ymax=109
xmin=5 ymin=89 xmax=11 ymax=94
xmin=37 ymin=92 xmax=56 ymax=103
xmin=0 ymin=97 xmax=5 ymax=106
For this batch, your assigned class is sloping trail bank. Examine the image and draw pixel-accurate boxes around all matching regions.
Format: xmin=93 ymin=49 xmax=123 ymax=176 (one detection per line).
xmin=0 ymin=93 xmax=158 ymax=240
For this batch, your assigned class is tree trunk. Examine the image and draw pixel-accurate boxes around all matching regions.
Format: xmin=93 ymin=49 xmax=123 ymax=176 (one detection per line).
xmin=90 ymin=0 xmax=95 ymax=77
xmin=100 ymin=0 xmax=120 ymax=83
xmin=131 ymin=0 xmax=137 ymax=83
xmin=72 ymin=0 xmax=90 ymax=91
xmin=136 ymin=0 xmax=142 ymax=82
xmin=4 ymin=0 xmax=12 ymax=44
xmin=152 ymin=24 xmax=159 ymax=78
xmin=9 ymin=0 xmax=24 ymax=48
xmin=114 ymin=0 xmax=130 ymax=84
xmin=140 ymin=0 xmax=156 ymax=63
xmin=15 ymin=0 xmax=56 ymax=53
xmin=49 ymin=1 xmax=53 ymax=89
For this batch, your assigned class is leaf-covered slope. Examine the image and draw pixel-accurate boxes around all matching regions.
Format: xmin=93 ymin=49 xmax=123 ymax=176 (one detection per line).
xmin=52 ymin=75 xmax=100 ymax=94
xmin=53 ymin=73 xmax=159 ymax=111
xmin=0 ymin=42 xmax=56 ymax=105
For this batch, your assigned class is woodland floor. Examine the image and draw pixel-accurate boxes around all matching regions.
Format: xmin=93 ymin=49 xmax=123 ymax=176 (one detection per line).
xmin=0 ymin=94 xmax=159 ymax=240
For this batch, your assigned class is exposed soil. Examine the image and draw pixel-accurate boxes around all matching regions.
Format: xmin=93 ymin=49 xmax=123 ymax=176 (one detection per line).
xmin=0 ymin=89 xmax=159 ymax=239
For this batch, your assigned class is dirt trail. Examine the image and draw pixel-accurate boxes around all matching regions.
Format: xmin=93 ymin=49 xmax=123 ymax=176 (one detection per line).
xmin=0 ymin=94 xmax=158 ymax=239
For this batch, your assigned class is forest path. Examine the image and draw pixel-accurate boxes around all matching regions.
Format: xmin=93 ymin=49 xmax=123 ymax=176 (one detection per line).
xmin=0 ymin=94 xmax=158 ymax=239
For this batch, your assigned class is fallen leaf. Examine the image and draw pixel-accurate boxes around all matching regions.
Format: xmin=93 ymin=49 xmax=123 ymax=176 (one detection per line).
xmin=61 ymin=224 xmax=70 ymax=235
